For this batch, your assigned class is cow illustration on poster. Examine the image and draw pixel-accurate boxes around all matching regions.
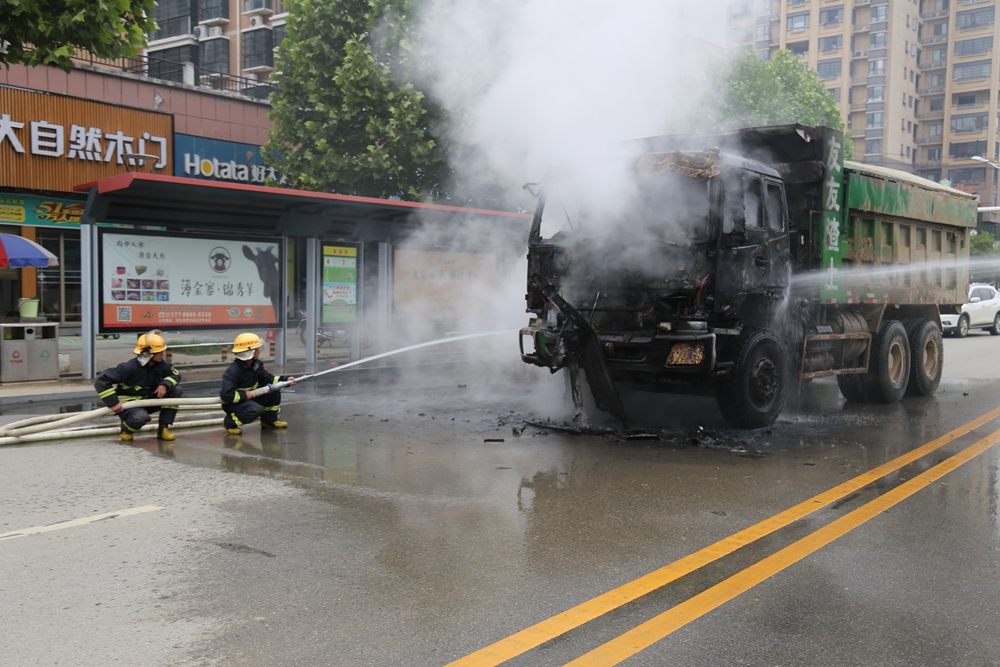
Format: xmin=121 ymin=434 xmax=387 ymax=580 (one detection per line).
xmin=243 ymin=245 xmax=280 ymax=316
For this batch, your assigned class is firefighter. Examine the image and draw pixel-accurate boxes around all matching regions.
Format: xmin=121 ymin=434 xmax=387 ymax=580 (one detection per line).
xmin=94 ymin=331 xmax=182 ymax=442
xmin=220 ymin=333 xmax=296 ymax=435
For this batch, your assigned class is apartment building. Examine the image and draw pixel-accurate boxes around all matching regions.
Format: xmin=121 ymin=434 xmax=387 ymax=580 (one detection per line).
xmin=728 ymin=0 xmax=1000 ymax=215
xmin=145 ymin=0 xmax=288 ymax=89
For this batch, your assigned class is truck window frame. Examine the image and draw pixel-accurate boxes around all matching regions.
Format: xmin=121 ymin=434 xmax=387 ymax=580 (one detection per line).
xmin=765 ymin=180 xmax=787 ymax=232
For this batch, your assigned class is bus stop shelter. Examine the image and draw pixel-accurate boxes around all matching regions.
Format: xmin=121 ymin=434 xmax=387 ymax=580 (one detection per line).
xmin=75 ymin=172 xmax=530 ymax=380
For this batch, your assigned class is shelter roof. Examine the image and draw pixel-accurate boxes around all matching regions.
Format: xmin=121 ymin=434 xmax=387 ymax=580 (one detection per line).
xmin=75 ymin=173 xmax=530 ymax=241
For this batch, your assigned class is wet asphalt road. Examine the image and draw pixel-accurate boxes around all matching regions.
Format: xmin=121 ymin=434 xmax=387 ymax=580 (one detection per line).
xmin=3 ymin=337 xmax=1000 ymax=666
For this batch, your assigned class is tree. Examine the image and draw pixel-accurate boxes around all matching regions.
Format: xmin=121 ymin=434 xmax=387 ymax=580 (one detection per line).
xmin=970 ymin=230 xmax=1000 ymax=286
xmin=696 ymin=49 xmax=851 ymax=155
xmin=266 ymin=0 xmax=448 ymax=201
xmin=0 ymin=0 xmax=156 ymax=73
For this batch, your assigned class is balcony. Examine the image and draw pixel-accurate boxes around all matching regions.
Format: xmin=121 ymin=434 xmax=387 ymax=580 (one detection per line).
xmin=916 ymin=109 xmax=946 ymax=119
xmin=852 ymin=49 xmax=868 ymax=58
xmin=199 ymin=0 xmax=229 ymax=26
xmin=921 ymin=9 xmax=951 ymax=19
xmin=953 ymin=126 xmax=987 ymax=134
xmin=915 ymin=161 xmax=944 ymax=169
xmin=854 ymin=0 xmax=871 ymax=4
xmin=917 ymin=85 xmax=946 ymax=93
xmin=149 ymin=15 xmax=193 ymax=42
xmin=916 ymin=136 xmax=944 ymax=143
xmin=853 ymin=23 xmax=870 ymax=32
xmin=850 ymin=101 xmax=868 ymax=110
xmin=243 ymin=0 xmax=274 ymax=17
xmin=919 ymin=34 xmax=950 ymax=44
xmin=851 ymin=76 xmax=871 ymax=84
xmin=918 ymin=60 xmax=948 ymax=69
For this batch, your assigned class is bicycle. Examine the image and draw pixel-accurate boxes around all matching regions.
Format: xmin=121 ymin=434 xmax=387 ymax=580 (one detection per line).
xmin=296 ymin=310 xmax=350 ymax=348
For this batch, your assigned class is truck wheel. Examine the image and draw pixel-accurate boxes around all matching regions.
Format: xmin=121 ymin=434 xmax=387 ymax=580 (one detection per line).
xmin=837 ymin=374 xmax=868 ymax=403
xmin=990 ymin=313 xmax=1000 ymax=336
xmin=956 ymin=314 xmax=970 ymax=338
xmin=905 ymin=318 xmax=943 ymax=397
xmin=717 ymin=328 xmax=786 ymax=429
xmin=863 ymin=319 xmax=910 ymax=404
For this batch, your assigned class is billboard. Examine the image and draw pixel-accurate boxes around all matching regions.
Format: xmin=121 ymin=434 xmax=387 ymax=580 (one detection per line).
xmin=322 ymin=245 xmax=357 ymax=323
xmin=100 ymin=231 xmax=281 ymax=331
xmin=174 ymin=134 xmax=287 ymax=185
xmin=393 ymin=249 xmax=497 ymax=319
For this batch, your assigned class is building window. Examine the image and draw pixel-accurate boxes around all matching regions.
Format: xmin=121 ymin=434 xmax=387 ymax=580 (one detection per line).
xmin=867 ymin=85 xmax=884 ymax=101
xmin=198 ymin=0 xmax=228 ymax=22
xmin=933 ymin=22 xmax=948 ymax=36
xmin=929 ymin=123 xmax=943 ymax=136
xmin=242 ymin=29 xmax=274 ymax=69
xmin=870 ymin=32 xmax=887 ymax=48
xmin=955 ymin=6 xmax=994 ymax=30
xmin=865 ymin=139 xmax=883 ymax=154
xmin=789 ymin=0 xmax=807 ymax=6
xmin=819 ymin=35 xmax=842 ymax=52
xmin=200 ymin=37 xmax=229 ymax=74
xmin=932 ymin=47 xmax=947 ymax=61
xmin=951 ymin=112 xmax=989 ymax=133
xmin=931 ymin=73 xmax=946 ymax=86
xmin=757 ymin=49 xmax=772 ymax=61
xmin=948 ymin=167 xmax=986 ymax=183
xmin=273 ymin=23 xmax=287 ymax=52
xmin=949 ymin=140 xmax=988 ymax=157
xmin=867 ymin=112 xmax=884 ymax=128
xmin=789 ymin=40 xmax=809 ymax=56
xmin=928 ymin=148 xmax=942 ymax=161
xmin=817 ymin=58 xmax=842 ymax=79
xmin=819 ymin=5 xmax=844 ymax=25
xmin=150 ymin=0 xmax=195 ymax=41
xmin=244 ymin=0 xmax=273 ymax=11
xmin=869 ymin=58 xmax=886 ymax=75
xmin=930 ymin=98 xmax=945 ymax=111
xmin=731 ymin=26 xmax=754 ymax=42
xmin=872 ymin=5 xmax=888 ymax=21
xmin=829 ymin=87 xmax=841 ymax=101
xmin=146 ymin=44 xmax=198 ymax=82
xmin=756 ymin=24 xmax=771 ymax=40
xmin=956 ymin=93 xmax=977 ymax=107
xmin=787 ymin=11 xmax=810 ymax=30
xmin=731 ymin=0 xmax=753 ymax=18
xmin=953 ymin=59 xmax=991 ymax=80
xmin=954 ymin=36 xmax=993 ymax=56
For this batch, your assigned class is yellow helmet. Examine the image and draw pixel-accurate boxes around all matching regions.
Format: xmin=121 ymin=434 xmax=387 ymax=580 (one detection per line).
xmin=134 ymin=332 xmax=167 ymax=354
xmin=232 ymin=333 xmax=263 ymax=359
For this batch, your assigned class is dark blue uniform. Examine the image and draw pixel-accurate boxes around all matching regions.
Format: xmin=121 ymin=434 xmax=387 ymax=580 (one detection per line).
xmin=94 ymin=358 xmax=182 ymax=433
xmin=219 ymin=358 xmax=289 ymax=429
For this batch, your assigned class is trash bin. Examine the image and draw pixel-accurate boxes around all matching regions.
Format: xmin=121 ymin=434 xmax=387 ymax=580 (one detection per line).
xmin=0 ymin=323 xmax=58 ymax=382
xmin=17 ymin=298 xmax=39 ymax=318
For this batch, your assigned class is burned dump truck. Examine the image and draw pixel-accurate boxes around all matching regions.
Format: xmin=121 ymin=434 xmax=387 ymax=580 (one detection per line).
xmin=519 ymin=124 xmax=977 ymax=429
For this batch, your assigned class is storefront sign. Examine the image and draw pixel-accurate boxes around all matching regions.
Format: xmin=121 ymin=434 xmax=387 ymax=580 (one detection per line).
xmin=175 ymin=134 xmax=286 ymax=185
xmin=100 ymin=231 xmax=280 ymax=331
xmin=322 ymin=245 xmax=357 ymax=323
xmin=0 ymin=194 xmax=85 ymax=227
xmin=0 ymin=87 xmax=173 ymax=192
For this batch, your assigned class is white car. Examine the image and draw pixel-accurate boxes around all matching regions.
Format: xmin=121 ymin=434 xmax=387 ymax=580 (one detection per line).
xmin=941 ymin=283 xmax=1000 ymax=337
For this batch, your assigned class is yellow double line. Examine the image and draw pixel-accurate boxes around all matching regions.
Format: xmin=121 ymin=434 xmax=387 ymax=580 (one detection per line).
xmin=447 ymin=405 xmax=1000 ymax=667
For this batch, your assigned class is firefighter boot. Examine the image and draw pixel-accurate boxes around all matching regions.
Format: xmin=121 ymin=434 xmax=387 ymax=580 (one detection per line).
xmin=158 ymin=427 xmax=175 ymax=441
xmin=227 ymin=427 xmax=243 ymax=435
xmin=261 ymin=420 xmax=288 ymax=429
xmin=120 ymin=424 xmax=134 ymax=442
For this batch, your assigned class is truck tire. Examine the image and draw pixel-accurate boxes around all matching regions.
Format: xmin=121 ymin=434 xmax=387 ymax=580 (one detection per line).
xmin=863 ymin=319 xmax=910 ymax=404
xmin=904 ymin=318 xmax=943 ymax=396
xmin=717 ymin=328 xmax=786 ymax=429
xmin=837 ymin=373 xmax=868 ymax=403
xmin=956 ymin=314 xmax=970 ymax=338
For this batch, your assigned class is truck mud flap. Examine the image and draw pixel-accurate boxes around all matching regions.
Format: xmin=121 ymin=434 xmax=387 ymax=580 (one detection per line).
xmin=579 ymin=331 xmax=628 ymax=422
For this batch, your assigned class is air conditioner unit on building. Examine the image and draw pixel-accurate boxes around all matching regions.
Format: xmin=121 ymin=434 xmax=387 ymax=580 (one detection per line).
xmin=249 ymin=16 xmax=264 ymax=28
xmin=192 ymin=25 xmax=203 ymax=39
xmin=208 ymin=26 xmax=222 ymax=38
xmin=855 ymin=50 xmax=867 ymax=57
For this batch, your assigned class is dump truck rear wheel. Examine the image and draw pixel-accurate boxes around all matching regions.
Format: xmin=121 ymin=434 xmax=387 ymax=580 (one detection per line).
xmin=837 ymin=373 xmax=868 ymax=403
xmin=717 ymin=328 xmax=786 ymax=429
xmin=863 ymin=319 xmax=910 ymax=404
xmin=905 ymin=318 xmax=943 ymax=397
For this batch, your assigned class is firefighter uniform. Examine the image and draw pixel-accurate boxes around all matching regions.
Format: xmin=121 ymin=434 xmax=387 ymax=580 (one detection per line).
xmin=219 ymin=357 xmax=291 ymax=432
xmin=95 ymin=341 xmax=182 ymax=440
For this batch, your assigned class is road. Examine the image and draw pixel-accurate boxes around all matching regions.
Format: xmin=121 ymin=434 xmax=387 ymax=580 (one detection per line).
xmin=2 ymin=335 xmax=1000 ymax=666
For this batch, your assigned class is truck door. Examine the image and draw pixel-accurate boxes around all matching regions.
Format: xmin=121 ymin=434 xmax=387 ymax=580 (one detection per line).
xmin=763 ymin=178 xmax=790 ymax=292
xmin=716 ymin=171 xmax=771 ymax=308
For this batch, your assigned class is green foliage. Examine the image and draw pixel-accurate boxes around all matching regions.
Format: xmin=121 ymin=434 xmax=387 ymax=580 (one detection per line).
xmin=970 ymin=230 xmax=1000 ymax=285
xmin=266 ymin=0 xmax=448 ymax=201
xmin=970 ymin=230 xmax=999 ymax=255
xmin=698 ymin=49 xmax=852 ymax=157
xmin=0 ymin=0 xmax=156 ymax=72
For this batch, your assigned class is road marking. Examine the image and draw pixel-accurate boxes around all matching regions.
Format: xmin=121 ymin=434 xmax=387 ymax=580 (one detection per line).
xmin=566 ymin=424 xmax=1000 ymax=666
xmin=0 ymin=505 xmax=164 ymax=541
xmin=445 ymin=405 xmax=1000 ymax=667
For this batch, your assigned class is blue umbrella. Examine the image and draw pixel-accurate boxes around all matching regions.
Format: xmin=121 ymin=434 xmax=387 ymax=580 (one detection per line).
xmin=0 ymin=233 xmax=59 ymax=268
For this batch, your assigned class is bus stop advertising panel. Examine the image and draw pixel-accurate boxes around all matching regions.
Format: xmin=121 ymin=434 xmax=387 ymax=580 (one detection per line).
xmin=99 ymin=230 xmax=280 ymax=331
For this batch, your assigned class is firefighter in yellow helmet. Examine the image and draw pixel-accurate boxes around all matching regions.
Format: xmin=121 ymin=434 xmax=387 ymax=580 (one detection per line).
xmin=94 ymin=330 xmax=182 ymax=442
xmin=219 ymin=332 xmax=296 ymax=434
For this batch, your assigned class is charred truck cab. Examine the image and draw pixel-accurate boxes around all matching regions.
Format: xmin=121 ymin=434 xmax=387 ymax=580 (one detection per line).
xmin=520 ymin=125 xmax=976 ymax=429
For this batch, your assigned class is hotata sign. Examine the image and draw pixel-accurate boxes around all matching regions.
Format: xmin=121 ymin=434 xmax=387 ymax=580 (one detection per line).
xmin=175 ymin=134 xmax=286 ymax=185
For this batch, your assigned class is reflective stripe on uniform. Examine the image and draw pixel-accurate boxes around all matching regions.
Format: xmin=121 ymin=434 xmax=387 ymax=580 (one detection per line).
xmin=162 ymin=376 xmax=178 ymax=387
xmin=98 ymin=388 xmax=116 ymax=399
xmin=231 ymin=413 xmax=244 ymax=427
xmin=263 ymin=406 xmax=280 ymax=412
